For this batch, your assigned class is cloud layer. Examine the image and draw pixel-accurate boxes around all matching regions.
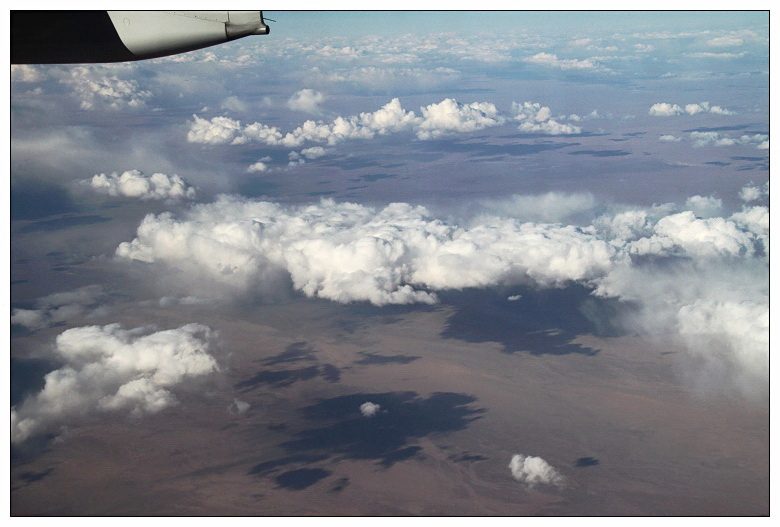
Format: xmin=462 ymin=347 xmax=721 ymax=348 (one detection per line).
xmin=114 ymin=191 xmax=768 ymax=394
xmin=12 ymin=323 xmax=218 ymax=443
xmin=187 ymin=97 xmax=572 ymax=166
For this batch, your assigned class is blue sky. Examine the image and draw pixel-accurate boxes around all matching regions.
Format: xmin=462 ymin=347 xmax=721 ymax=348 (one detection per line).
xmin=269 ymin=10 xmax=768 ymax=38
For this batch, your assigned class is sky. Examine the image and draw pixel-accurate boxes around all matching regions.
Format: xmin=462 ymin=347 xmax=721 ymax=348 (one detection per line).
xmin=7 ymin=8 xmax=770 ymax=515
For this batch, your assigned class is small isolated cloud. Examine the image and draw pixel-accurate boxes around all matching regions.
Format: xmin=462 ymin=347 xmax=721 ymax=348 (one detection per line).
xmin=360 ymin=401 xmax=381 ymax=417
xmin=220 ymin=96 xmax=248 ymax=113
xmin=11 ymin=323 xmax=218 ymax=443
xmin=301 ymin=146 xmax=328 ymax=159
xmin=12 ymin=286 xmax=109 ymax=330
xmin=659 ymin=135 xmax=682 ymax=142
xmin=507 ymin=295 xmax=522 ymax=301
xmin=739 ymin=182 xmax=768 ymax=203
xmin=522 ymin=52 xmax=598 ymax=70
xmin=513 ymin=102 xmax=581 ymax=135
xmin=508 ymin=454 xmax=565 ymax=488
xmin=287 ymin=88 xmax=326 ymax=114
xmin=87 ymin=170 xmax=196 ymax=201
xmin=247 ymin=156 xmax=272 ymax=173
xmin=228 ymin=399 xmax=250 ymax=414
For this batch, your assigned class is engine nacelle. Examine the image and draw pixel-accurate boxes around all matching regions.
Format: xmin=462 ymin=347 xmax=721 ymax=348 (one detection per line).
xmin=11 ymin=11 xmax=270 ymax=64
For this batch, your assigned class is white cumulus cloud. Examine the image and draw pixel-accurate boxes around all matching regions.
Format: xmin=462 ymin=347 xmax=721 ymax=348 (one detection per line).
xmin=11 ymin=323 xmax=218 ymax=443
xmin=188 ymin=97 xmax=510 ymax=149
xmin=114 ymin=190 xmax=768 ymax=396
xmin=87 ymin=170 xmax=196 ymax=201
xmin=416 ymin=99 xmax=505 ymax=140
xmin=650 ymin=101 xmax=733 ymax=117
xmin=287 ymin=88 xmax=326 ymax=114
xmin=360 ymin=401 xmax=381 ymax=417
xmin=513 ymin=102 xmax=581 ymax=135
xmin=58 ymin=66 xmax=152 ymax=110
xmin=509 ymin=454 xmax=565 ymax=487
xmin=738 ymin=182 xmax=768 ymax=203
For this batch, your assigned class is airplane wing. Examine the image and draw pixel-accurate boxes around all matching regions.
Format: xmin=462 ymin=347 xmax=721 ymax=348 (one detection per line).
xmin=11 ymin=11 xmax=270 ymax=64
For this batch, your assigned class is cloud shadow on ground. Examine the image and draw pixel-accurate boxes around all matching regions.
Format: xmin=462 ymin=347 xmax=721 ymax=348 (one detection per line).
xmin=279 ymin=391 xmax=483 ymax=465
xmin=354 ymin=352 xmax=420 ymax=366
xmin=575 ymin=457 xmax=600 ymax=467
xmin=17 ymin=214 xmax=111 ymax=234
xmin=246 ymin=391 xmax=483 ymax=486
xmin=260 ymin=341 xmax=317 ymax=366
xmin=439 ymin=285 xmax=628 ymax=355
xmin=568 ymin=149 xmax=631 ymax=158
xmin=416 ymin=137 xmax=575 ymax=159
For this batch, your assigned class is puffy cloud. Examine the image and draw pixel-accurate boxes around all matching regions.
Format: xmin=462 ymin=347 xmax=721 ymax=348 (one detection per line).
xmin=513 ymin=102 xmax=581 ymax=135
xmin=659 ymin=134 xmax=682 ymax=142
xmin=114 ymin=191 xmax=767 ymax=394
xmin=628 ymin=212 xmax=755 ymax=258
xmin=87 ymin=170 xmax=196 ymax=201
xmin=187 ymin=115 xmax=247 ymax=145
xmin=684 ymin=195 xmax=722 ymax=218
xmin=287 ymin=88 xmax=326 ymax=114
xmin=188 ymin=97 xmax=509 ymax=149
xmin=58 ymin=66 xmax=152 ymax=110
xmin=12 ymin=286 xmax=109 ymax=330
xmin=11 ymin=323 xmax=218 ymax=443
xmin=301 ymin=146 xmax=328 ymax=160
xmin=522 ymin=52 xmax=598 ymax=70
xmin=730 ymin=206 xmax=769 ymax=255
xmin=360 ymin=401 xmax=381 ymax=417
xmin=684 ymin=102 xmax=734 ymax=115
xmin=508 ymin=454 xmax=565 ymax=487
xmin=649 ymin=103 xmax=683 ymax=116
xmin=115 ymin=196 xmax=617 ymax=305
xmin=416 ymin=99 xmax=505 ymax=140
xmin=247 ymin=157 xmax=272 ymax=173
xmin=739 ymin=182 xmax=768 ymax=203
xmin=11 ymin=64 xmax=45 ymax=82
xmin=651 ymin=101 xmax=734 ymax=117
xmin=690 ymin=131 xmax=767 ymax=149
